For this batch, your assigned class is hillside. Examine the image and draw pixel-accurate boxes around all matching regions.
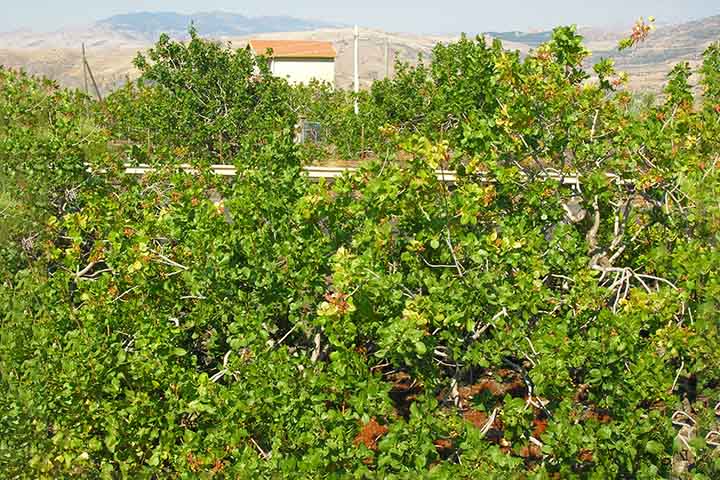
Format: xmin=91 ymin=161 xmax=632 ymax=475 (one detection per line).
xmin=0 ymin=26 xmax=462 ymax=95
xmin=0 ymin=13 xmax=717 ymax=96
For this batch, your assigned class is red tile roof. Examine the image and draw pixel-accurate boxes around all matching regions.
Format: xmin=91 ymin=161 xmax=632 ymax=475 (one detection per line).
xmin=249 ymin=39 xmax=336 ymax=59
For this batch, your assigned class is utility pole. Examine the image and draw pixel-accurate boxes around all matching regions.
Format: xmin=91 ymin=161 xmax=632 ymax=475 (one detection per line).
xmin=82 ymin=43 xmax=89 ymax=95
xmin=81 ymin=45 xmax=103 ymax=102
xmin=384 ymin=37 xmax=390 ymax=80
xmin=353 ymin=25 xmax=359 ymax=115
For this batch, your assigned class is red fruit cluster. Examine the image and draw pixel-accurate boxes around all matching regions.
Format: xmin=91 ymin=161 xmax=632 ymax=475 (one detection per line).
xmin=630 ymin=19 xmax=652 ymax=44
xmin=324 ymin=291 xmax=350 ymax=314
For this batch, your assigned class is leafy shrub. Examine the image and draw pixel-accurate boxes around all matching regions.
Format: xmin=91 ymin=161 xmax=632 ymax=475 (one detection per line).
xmin=701 ymin=42 xmax=720 ymax=108
xmin=105 ymin=27 xmax=298 ymax=167
xmin=1 ymin=26 xmax=720 ymax=479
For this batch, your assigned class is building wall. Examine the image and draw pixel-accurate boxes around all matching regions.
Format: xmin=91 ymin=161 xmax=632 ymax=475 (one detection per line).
xmin=270 ymin=58 xmax=335 ymax=86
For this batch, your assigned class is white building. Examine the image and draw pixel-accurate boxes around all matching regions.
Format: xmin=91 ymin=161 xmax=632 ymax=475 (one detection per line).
xmin=249 ymin=39 xmax=336 ymax=87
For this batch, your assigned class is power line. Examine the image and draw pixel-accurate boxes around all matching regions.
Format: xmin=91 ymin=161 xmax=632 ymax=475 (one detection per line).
xmin=353 ymin=25 xmax=359 ymax=115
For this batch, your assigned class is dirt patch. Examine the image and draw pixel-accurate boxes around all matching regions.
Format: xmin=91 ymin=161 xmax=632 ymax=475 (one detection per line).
xmin=386 ymin=371 xmax=423 ymax=418
xmin=354 ymin=418 xmax=388 ymax=451
xmin=457 ymin=369 xmax=527 ymax=405
xmin=462 ymin=409 xmax=489 ymax=429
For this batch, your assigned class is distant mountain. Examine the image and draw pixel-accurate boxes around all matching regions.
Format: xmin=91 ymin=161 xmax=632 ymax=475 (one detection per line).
xmin=98 ymin=11 xmax=341 ymax=41
xmin=485 ymin=30 xmax=553 ymax=47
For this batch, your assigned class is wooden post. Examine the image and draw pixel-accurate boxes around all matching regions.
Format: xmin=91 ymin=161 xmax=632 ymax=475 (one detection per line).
xmin=360 ymin=125 xmax=365 ymax=159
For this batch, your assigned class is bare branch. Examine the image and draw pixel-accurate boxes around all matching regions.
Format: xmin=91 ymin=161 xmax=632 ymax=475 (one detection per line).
xmin=480 ymin=408 xmax=499 ymax=436
xmin=150 ymin=249 xmax=189 ymax=271
xmin=78 ymin=267 xmax=114 ymax=280
xmin=250 ymin=438 xmax=270 ymax=460
xmin=445 ymin=229 xmax=465 ymax=277
xmin=274 ymin=322 xmax=301 ymax=349
xmin=705 ymin=431 xmax=720 ymax=447
xmin=421 ymin=256 xmax=458 ymax=270
xmin=472 ymin=307 xmax=507 ymax=339
xmin=635 ymin=274 xmax=679 ymax=291
xmin=590 ymin=109 xmax=599 ymax=141
xmin=671 ymin=411 xmax=696 ymax=428
xmin=113 ymin=286 xmax=138 ymax=302
xmin=670 ymin=361 xmax=685 ymax=393
xmin=75 ymin=261 xmax=97 ymax=279
xmin=586 ymin=196 xmax=601 ymax=255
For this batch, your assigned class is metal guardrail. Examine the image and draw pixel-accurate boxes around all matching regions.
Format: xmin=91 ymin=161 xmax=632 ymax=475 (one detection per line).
xmin=122 ymin=164 xmax=459 ymax=183
xmin=119 ymin=164 xmax=629 ymax=186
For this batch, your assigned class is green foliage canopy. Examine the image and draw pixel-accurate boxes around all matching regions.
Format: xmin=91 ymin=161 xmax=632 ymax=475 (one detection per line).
xmin=1 ymin=27 xmax=720 ymax=479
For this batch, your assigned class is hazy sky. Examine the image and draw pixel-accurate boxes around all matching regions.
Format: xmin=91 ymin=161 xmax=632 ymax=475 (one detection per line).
xmin=1 ymin=0 xmax=717 ymax=34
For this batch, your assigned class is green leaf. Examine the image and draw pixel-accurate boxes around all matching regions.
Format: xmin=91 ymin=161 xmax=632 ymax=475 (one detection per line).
xmin=645 ymin=440 xmax=664 ymax=455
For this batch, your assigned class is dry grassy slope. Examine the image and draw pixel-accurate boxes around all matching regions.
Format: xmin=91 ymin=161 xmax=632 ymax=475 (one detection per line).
xmin=0 ymin=48 xmax=140 ymax=95
xmin=0 ymin=27 xmax=465 ymax=94
xmin=0 ymin=16 xmax=716 ymax=96
xmin=0 ymin=24 xmax=147 ymax=94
